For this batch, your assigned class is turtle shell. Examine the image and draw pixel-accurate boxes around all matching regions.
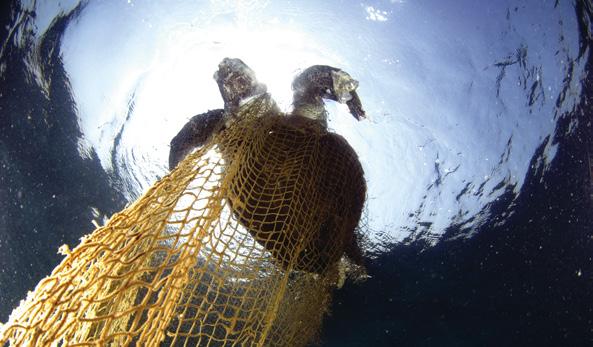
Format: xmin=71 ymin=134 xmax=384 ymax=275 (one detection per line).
xmin=219 ymin=96 xmax=366 ymax=274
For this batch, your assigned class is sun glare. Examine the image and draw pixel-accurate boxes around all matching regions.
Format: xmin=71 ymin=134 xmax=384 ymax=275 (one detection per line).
xmin=158 ymin=22 xmax=342 ymax=111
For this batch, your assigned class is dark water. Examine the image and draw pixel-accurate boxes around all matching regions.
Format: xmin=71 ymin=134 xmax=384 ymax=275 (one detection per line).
xmin=0 ymin=0 xmax=127 ymax=321
xmin=323 ymin=105 xmax=593 ymax=345
xmin=321 ymin=3 xmax=593 ymax=345
xmin=1 ymin=1 xmax=592 ymax=346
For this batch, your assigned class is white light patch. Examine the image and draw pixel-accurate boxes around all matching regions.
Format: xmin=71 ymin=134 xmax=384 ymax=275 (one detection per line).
xmin=365 ymin=6 xmax=389 ymax=22
xmin=60 ymin=0 xmax=342 ymax=196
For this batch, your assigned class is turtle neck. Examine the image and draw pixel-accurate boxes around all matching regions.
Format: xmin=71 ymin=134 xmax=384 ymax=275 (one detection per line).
xmin=292 ymin=94 xmax=329 ymax=128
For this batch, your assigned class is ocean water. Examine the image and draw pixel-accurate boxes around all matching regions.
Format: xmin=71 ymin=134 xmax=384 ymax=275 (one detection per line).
xmin=0 ymin=0 xmax=591 ymax=345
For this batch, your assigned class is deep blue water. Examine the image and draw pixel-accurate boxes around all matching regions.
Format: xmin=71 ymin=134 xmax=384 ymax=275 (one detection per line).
xmin=1 ymin=0 xmax=592 ymax=346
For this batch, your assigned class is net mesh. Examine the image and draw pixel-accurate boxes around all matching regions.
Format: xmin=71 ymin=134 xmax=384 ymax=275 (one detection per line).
xmin=0 ymin=95 xmax=366 ymax=347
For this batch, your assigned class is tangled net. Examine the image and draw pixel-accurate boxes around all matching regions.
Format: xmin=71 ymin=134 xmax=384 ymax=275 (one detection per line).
xmin=0 ymin=95 xmax=366 ymax=346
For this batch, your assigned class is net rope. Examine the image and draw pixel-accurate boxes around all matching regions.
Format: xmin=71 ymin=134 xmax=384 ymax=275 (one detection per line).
xmin=0 ymin=95 xmax=366 ymax=347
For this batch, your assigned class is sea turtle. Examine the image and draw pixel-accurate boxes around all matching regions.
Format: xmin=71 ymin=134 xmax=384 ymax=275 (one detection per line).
xmin=169 ymin=58 xmax=366 ymax=274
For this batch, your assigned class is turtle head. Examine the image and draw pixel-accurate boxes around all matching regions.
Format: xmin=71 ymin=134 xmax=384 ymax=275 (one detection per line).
xmin=214 ymin=58 xmax=267 ymax=112
xmin=292 ymin=65 xmax=365 ymax=121
xmin=331 ymin=69 xmax=366 ymax=121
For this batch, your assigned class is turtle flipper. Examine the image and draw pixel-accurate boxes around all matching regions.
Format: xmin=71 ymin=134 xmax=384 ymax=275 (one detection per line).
xmin=169 ymin=109 xmax=225 ymax=170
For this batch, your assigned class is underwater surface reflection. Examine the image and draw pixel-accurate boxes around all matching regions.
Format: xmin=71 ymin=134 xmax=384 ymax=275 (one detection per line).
xmin=0 ymin=0 xmax=592 ymax=345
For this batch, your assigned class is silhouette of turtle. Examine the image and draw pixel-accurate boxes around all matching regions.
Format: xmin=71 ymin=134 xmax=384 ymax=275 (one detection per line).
xmin=169 ymin=58 xmax=366 ymax=274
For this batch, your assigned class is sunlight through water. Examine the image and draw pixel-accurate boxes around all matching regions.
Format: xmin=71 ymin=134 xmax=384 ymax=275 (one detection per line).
xmin=9 ymin=0 xmax=587 ymax=250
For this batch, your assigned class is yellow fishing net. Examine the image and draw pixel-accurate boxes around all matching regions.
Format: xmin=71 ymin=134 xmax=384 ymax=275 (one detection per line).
xmin=0 ymin=94 xmax=366 ymax=347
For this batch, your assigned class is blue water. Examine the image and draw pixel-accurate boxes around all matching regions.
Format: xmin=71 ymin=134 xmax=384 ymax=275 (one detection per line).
xmin=0 ymin=0 xmax=592 ymax=345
